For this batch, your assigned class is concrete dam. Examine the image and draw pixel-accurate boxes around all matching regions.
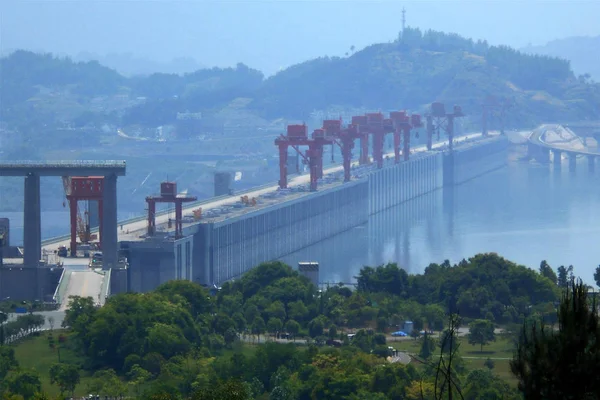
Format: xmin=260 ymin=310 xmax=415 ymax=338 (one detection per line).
xmin=121 ymin=134 xmax=509 ymax=293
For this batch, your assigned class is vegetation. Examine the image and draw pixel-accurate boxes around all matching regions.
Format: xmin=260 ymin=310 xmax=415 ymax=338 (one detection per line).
xmin=2 ymin=28 xmax=599 ymax=142
xmin=2 ymin=252 xmax=594 ymax=399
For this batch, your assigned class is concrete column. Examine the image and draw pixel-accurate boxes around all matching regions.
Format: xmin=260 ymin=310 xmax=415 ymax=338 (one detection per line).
xmin=23 ymin=173 xmax=41 ymax=267
xmin=569 ymin=154 xmax=577 ymax=172
xmin=101 ymin=173 xmax=118 ymax=270
xmin=552 ymin=149 xmax=562 ymax=168
xmin=588 ymin=156 xmax=595 ymax=173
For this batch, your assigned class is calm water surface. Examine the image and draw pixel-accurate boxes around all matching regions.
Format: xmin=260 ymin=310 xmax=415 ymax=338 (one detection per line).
xmin=4 ymin=156 xmax=600 ymax=286
xmin=281 ymin=158 xmax=600 ymax=286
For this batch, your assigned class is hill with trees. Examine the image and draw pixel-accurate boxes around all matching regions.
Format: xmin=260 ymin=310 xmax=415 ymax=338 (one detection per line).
xmin=0 ymin=252 xmax=578 ymax=398
xmin=522 ymin=35 xmax=600 ymax=82
xmin=1 ymin=28 xmax=599 ymax=146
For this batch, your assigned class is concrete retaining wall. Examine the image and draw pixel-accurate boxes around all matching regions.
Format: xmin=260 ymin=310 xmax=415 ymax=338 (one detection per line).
xmin=0 ymin=266 xmax=62 ymax=302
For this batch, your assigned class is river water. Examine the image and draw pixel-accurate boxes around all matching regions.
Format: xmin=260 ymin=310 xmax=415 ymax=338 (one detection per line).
xmin=280 ymin=155 xmax=600 ymax=286
xmin=3 ymin=152 xmax=600 ymax=286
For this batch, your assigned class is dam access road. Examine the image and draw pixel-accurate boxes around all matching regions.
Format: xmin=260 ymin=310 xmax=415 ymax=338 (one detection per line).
xmin=41 ymin=131 xmax=493 ymax=256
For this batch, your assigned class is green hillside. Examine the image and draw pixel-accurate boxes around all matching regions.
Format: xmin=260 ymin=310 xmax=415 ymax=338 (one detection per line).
xmin=1 ymin=28 xmax=599 ymax=141
xmin=252 ymin=28 xmax=600 ymax=127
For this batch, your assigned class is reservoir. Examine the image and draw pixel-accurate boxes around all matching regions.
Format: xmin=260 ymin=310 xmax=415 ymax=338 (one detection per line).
xmin=280 ymin=158 xmax=600 ymax=286
xmin=4 ymin=154 xmax=600 ymax=286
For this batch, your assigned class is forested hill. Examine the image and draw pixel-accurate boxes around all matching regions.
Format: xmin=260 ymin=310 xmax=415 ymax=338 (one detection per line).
xmin=252 ymin=28 xmax=600 ymax=126
xmin=522 ymin=35 xmax=600 ymax=82
xmin=2 ymin=28 xmax=599 ymax=137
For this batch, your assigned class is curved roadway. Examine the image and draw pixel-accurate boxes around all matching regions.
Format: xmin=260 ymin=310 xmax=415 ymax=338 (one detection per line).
xmin=529 ymin=124 xmax=600 ymax=157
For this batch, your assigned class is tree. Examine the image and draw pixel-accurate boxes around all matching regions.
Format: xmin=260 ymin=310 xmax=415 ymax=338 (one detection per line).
xmin=539 ymin=260 xmax=557 ymax=284
xmin=48 ymin=316 xmax=55 ymax=331
xmin=594 ymin=265 xmax=600 ymax=288
xmin=267 ymin=318 xmax=283 ymax=338
xmin=191 ymin=379 xmax=249 ymax=400
xmin=419 ymin=331 xmax=435 ymax=360
xmin=127 ymin=364 xmax=151 ymax=396
xmin=557 ymin=265 xmax=574 ymax=288
xmin=3 ymin=368 xmax=42 ymax=399
xmin=510 ymin=279 xmax=600 ymax=399
xmin=0 ymin=311 xmax=7 ymax=345
xmin=328 ymin=324 xmax=338 ymax=340
xmin=88 ymin=368 xmax=127 ymax=398
xmin=484 ymin=357 xmax=495 ymax=370
xmin=284 ymin=320 xmax=300 ymax=341
xmin=0 ymin=346 xmax=18 ymax=379
xmin=49 ymin=363 xmax=80 ymax=396
xmin=468 ymin=319 xmax=496 ymax=352
xmin=251 ymin=316 xmax=266 ymax=342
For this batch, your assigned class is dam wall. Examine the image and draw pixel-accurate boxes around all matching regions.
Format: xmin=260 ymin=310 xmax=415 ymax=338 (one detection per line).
xmin=368 ymin=152 xmax=443 ymax=215
xmin=444 ymin=136 xmax=509 ymax=186
xmin=194 ymin=179 xmax=369 ymax=285
xmin=121 ymin=136 xmax=510 ymax=291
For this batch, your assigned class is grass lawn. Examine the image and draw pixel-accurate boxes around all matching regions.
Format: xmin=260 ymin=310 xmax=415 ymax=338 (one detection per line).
xmin=11 ymin=330 xmax=96 ymax=396
xmin=390 ymin=335 xmax=518 ymax=386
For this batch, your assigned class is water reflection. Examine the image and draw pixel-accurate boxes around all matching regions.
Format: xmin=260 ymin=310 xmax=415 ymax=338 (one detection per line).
xmin=281 ymin=158 xmax=600 ymax=286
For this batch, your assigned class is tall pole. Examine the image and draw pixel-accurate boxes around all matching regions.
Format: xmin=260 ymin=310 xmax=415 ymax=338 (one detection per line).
xmin=402 ymin=7 xmax=406 ymax=37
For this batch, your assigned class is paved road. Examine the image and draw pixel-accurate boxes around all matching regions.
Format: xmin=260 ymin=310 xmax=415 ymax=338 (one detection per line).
xmin=530 ymin=124 xmax=600 ymax=156
xmin=41 ymin=131 xmax=490 ymax=253
xmin=59 ymin=269 xmax=105 ymax=311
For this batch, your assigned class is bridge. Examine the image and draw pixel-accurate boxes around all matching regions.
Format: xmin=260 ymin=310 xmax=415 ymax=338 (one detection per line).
xmin=527 ymin=124 xmax=600 ymax=171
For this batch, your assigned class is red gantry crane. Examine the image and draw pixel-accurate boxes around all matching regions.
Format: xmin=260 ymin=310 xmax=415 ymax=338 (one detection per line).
xmin=350 ymin=116 xmax=371 ymax=165
xmin=426 ymin=102 xmax=464 ymax=151
xmin=275 ymin=124 xmax=333 ymax=191
xmin=360 ymin=112 xmax=395 ymax=169
xmin=390 ymin=111 xmax=423 ymax=162
xmin=322 ymin=119 xmax=362 ymax=182
xmin=63 ymin=176 xmax=104 ymax=257
xmin=146 ymin=182 xmax=197 ymax=239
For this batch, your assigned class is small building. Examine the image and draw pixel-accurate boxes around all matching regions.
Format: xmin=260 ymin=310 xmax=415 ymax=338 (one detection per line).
xmin=403 ymin=321 xmax=414 ymax=334
xmin=298 ymin=262 xmax=319 ymax=288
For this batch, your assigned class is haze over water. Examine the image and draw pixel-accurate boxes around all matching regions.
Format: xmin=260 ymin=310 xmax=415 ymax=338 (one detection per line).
xmin=281 ymin=158 xmax=600 ymax=286
xmin=5 ymin=156 xmax=599 ymax=285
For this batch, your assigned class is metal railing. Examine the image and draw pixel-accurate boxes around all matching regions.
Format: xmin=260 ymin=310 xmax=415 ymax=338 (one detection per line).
xmin=102 ymin=268 xmax=111 ymax=304
xmin=52 ymin=268 xmax=71 ymax=306
xmin=0 ymin=160 xmax=126 ymax=168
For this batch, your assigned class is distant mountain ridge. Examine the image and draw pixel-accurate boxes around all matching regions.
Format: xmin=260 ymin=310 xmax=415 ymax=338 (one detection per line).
xmin=1 ymin=28 xmax=599 ymax=140
xmin=521 ymin=36 xmax=600 ymax=81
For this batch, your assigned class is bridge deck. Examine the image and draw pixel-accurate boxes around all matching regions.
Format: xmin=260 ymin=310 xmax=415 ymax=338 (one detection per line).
xmin=529 ymin=125 xmax=600 ymax=157
xmin=0 ymin=160 xmax=126 ymax=176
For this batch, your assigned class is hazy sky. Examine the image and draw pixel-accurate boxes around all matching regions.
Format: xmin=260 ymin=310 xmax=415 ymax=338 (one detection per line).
xmin=2 ymin=0 xmax=599 ymax=75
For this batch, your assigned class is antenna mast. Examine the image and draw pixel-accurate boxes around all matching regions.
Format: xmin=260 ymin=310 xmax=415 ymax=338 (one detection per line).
xmin=402 ymin=7 xmax=406 ymax=35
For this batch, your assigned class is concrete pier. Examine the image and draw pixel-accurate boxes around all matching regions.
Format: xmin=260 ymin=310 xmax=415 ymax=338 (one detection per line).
xmin=102 ymin=173 xmax=119 ymax=269
xmin=23 ymin=173 xmax=41 ymax=267
xmin=569 ymin=154 xmax=577 ymax=172
xmin=552 ymin=150 xmax=562 ymax=168
xmin=589 ymin=156 xmax=596 ymax=173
